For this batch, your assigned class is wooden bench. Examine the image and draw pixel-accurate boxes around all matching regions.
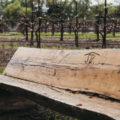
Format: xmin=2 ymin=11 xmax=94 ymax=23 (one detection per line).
xmin=0 ymin=47 xmax=120 ymax=120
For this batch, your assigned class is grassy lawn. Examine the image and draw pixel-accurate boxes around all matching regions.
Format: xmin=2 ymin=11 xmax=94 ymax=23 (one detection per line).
xmin=0 ymin=67 xmax=4 ymax=74
xmin=0 ymin=32 xmax=120 ymax=39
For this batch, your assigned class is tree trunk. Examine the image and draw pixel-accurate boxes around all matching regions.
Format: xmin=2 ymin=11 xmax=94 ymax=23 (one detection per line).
xmin=37 ymin=0 xmax=41 ymax=48
xmin=60 ymin=23 xmax=64 ymax=41
xmin=45 ymin=23 xmax=48 ymax=33
xmin=75 ymin=31 xmax=78 ymax=47
xmin=95 ymin=17 xmax=100 ymax=41
xmin=25 ymin=23 xmax=28 ymax=42
xmin=30 ymin=1 xmax=34 ymax=46
xmin=36 ymin=30 xmax=41 ymax=48
xmin=25 ymin=0 xmax=28 ymax=42
xmin=113 ymin=25 xmax=116 ymax=37
xmin=52 ymin=23 xmax=55 ymax=36
xmin=30 ymin=27 xmax=34 ymax=46
xmin=69 ymin=22 xmax=72 ymax=34
xmin=96 ymin=31 xmax=99 ymax=41
xmin=35 ymin=32 xmax=38 ymax=48
xmin=102 ymin=0 xmax=107 ymax=48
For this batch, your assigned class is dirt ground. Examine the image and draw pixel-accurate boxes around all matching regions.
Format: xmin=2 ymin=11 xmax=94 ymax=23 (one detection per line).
xmin=1 ymin=36 xmax=120 ymax=48
xmin=0 ymin=48 xmax=16 ymax=67
xmin=1 ymin=36 xmax=120 ymax=67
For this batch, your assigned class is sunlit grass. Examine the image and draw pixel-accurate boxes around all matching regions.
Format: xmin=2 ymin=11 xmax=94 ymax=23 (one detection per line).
xmin=0 ymin=42 xmax=19 ymax=49
xmin=0 ymin=67 xmax=4 ymax=74
xmin=0 ymin=32 xmax=24 ymax=36
xmin=0 ymin=32 xmax=120 ymax=39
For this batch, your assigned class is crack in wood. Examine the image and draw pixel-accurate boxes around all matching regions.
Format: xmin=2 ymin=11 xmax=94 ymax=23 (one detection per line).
xmin=50 ymin=86 xmax=120 ymax=103
xmin=3 ymin=74 xmax=120 ymax=103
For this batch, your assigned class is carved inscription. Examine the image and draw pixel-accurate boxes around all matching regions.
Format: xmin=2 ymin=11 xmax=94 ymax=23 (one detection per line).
xmin=85 ymin=52 xmax=100 ymax=64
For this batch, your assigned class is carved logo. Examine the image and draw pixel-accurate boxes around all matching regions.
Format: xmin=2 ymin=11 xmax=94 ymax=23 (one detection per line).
xmin=84 ymin=52 xmax=100 ymax=64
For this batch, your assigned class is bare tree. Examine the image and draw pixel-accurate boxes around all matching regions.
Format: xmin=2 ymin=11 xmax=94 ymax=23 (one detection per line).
xmin=0 ymin=20 xmax=9 ymax=33
xmin=95 ymin=14 xmax=100 ymax=41
xmin=72 ymin=0 xmax=80 ymax=47
xmin=30 ymin=0 xmax=34 ymax=46
xmin=25 ymin=0 xmax=28 ymax=41
xmin=102 ymin=0 xmax=107 ymax=48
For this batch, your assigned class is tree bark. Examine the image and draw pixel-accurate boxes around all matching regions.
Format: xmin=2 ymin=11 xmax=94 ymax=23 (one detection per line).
xmin=60 ymin=23 xmax=64 ymax=41
xmin=75 ymin=31 xmax=78 ymax=47
xmin=52 ymin=23 xmax=55 ymax=36
xmin=30 ymin=0 xmax=34 ymax=46
xmin=102 ymin=0 xmax=107 ymax=48
xmin=25 ymin=0 xmax=28 ymax=42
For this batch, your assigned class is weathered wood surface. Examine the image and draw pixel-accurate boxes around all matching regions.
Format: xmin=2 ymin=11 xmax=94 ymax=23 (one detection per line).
xmin=3 ymin=47 xmax=120 ymax=100
xmin=0 ymin=75 xmax=120 ymax=120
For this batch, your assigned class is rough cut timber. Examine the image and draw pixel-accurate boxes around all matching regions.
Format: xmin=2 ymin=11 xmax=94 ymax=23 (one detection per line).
xmin=0 ymin=75 xmax=119 ymax=120
xmin=1 ymin=47 xmax=120 ymax=119
xmin=4 ymin=47 xmax=120 ymax=100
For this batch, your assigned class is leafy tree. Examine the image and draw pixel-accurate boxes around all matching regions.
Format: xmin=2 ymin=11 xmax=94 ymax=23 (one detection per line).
xmin=4 ymin=0 xmax=31 ymax=23
xmin=47 ymin=1 xmax=68 ymax=37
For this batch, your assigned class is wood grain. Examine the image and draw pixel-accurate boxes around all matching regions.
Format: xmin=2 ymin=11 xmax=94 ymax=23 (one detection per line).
xmin=3 ymin=47 xmax=120 ymax=100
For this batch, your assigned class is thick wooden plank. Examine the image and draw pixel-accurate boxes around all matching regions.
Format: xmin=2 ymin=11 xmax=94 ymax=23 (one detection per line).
xmin=3 ymin=47 xmax=120 ymax=100
xmin=0 ymin=75 xmax=120 ymax=120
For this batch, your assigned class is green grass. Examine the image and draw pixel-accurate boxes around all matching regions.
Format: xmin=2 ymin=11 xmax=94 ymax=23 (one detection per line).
xmin=0 ymin=67 xmax=4 ymax=74
xmin=0 ymin=32 xmax=120 ymax=39
xmin=40 ymin=44 xmax=83 ymax=50
xmin=6 ymin=42 xmax=19 ymax=48
xmin=0 ymin=41 xmax=84 ymax=50
xmin=35 ymin=32 xmax=120 ymax=38
xmin=0 ymin=42 xmax=19 ymax=49
xmin=0 ymin=32 xmax=24 ymax=36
